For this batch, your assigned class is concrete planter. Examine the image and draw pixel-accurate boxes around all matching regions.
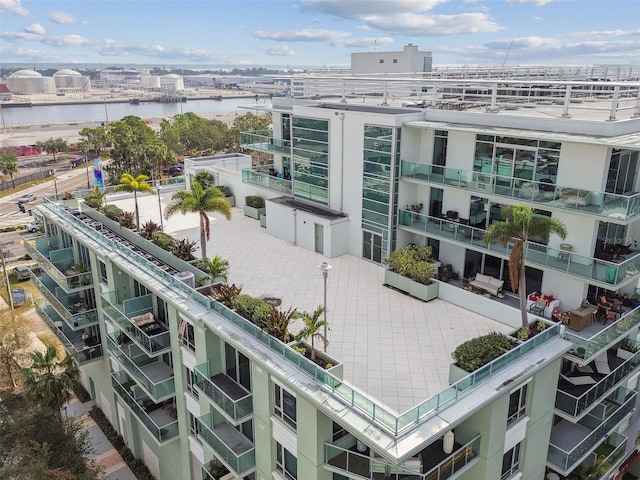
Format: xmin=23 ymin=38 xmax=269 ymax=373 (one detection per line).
xmin=384 ymin=269 xmax=439 ymax=302
xmin=448 ymin=363 xmax=470 ymax=384
xmin=224 ymin=195 xmax=235 ymax=207
xmin=243 ymin=205 xmax=266 ymax=220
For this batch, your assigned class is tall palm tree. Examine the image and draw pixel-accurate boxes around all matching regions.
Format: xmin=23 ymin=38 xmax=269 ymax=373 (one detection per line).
xmin=115 ymin=173 xmax=155 ymax=232
xmin=294 ymin=305 xmax=328 ymax=360
xmin=21 ymin=345 xmax=78 ymax=414
xmin=165 ymin=181 xmax=232 ymax=259
xmin=483 ymin=204 xmax=567 ymax=329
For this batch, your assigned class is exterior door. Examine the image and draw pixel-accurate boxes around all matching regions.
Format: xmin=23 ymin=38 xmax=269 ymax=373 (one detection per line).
xmin=363 ymin=231 xmax=383 ymax=263
xmin=314 ymin=223 xmax=324 ymax=254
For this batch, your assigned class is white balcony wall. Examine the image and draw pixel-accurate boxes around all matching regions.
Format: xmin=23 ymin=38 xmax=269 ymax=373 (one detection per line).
xmin=557 ymin=142 xmax=609 ymax=191
xmin=446 ymin=130 xmax=476 ymax=171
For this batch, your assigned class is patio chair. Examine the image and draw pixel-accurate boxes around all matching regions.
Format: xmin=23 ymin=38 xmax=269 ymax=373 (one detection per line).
xmin=529 ymin=298 xmax=546 ymax=316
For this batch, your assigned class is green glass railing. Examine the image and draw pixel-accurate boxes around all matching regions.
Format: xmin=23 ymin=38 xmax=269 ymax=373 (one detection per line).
xmin=197 ymin=413 xmax=255 ymax=476
xmin=101 ymin=292 xmax=171 ymax=355
xmin=565 ymin=307 xmax=640 ymax=361
xmin=547 ymin=388 xmax=636 ymax=472
xmin=594 ymin=432 xmax=627 ymax=479
xmin=398 ymin=209 xmax=640 ymax=286
xmin=111 ymin=371 xmax=178 ymax=443
xmin=106 ymin=334 xmax=175 ymax=401
xmin=23 ymin=240 xmax=92 ymax=292
xmin=556 ymin=341 xmax=640 ymax=417
xmin=241 ymin=167 xmax=292 ymax=194
xmin=325 ymin=434 xmax=480 ymax=480
xmin=401 ymin=160 xmax=640 ymax=220
xmin=73 ymin=176 xmax=185 ymax=199
xmin=30 ymin=269 xmax=98 ymax=329
xmin=240 ymin=130 xmax=291 ymax=154
xmin=194 ymin=362 xmax=253 ymax=422
xmin=35 ymin=300 xmax=103 ymax=365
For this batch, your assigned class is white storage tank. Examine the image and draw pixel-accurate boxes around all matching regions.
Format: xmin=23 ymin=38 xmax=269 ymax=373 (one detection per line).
xmin=174 ymin=271 xmax=195 ymax=288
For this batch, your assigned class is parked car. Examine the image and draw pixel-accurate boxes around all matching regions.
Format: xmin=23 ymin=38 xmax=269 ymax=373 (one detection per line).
xmin=26 ymin=221 xmax=39 ymax=233
xmin=17 ymin=193 xmax=36 ymax=203
xmin=13 ymin=265 xmax=31 ymax=281
xmin=164 ymin=164 xmax=184 ymax=175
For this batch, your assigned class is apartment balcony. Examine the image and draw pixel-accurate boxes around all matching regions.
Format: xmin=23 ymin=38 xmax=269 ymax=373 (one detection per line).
xmin=106 ymin=334 xmax=175 ymax=402
xmin=556 ymin=346 xmax=640 ymax=420
xmin=398 ymin=210 xmax=640 ymax=288
xmin=241 ymin=166 xmax=292 ymax=195
xmin=325 ymin=434 xmax=480 ymax=480
xmin=24 ymin=237 xmax=93 ymax=293
xmin=101 ymin=291 xmax=170 ymax=356
xmin=565 ymin=307 xmax=640 ymax=362
xmin=400 ymin=161 xmax=640 ymax=221
xmin=30 ymin=268 xmax=98 ymax=330
xmin=197 ymin=413 xmax=255 ymax=478
xmin=35 ymin=299 xmax=103 ymax=365
xmin=194 ymin=362 xmax=253 ymax=424
xmin=547 ymin=387 xmax=636 ymax=475
xmin=111 ymin=371 xmax=178 ymax=443
xmin=240 ymin=130 xmax=291 ymax=155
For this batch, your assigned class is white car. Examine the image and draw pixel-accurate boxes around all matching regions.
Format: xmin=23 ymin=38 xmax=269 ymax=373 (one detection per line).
xmin=18 ymin=193 xmax=36 ymax=203
xmin=26 ymin=221 xmax=39 ymax=233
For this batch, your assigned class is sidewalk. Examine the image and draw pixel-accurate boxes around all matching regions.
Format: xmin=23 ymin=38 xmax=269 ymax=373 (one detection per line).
xmin=65 ymin=393 xmax=138 ymax=480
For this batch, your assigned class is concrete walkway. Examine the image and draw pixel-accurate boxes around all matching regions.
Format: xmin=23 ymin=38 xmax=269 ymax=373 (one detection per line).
xmin=65 ymin=393 xmax=137 ymax=480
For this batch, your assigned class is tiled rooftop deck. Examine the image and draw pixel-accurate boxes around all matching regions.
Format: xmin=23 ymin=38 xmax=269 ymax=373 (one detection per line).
xmin=111 ymin=192 xmax=513 ymax=413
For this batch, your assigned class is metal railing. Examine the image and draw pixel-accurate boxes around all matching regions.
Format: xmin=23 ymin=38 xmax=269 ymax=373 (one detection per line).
xmin=194 ymin=362 xmax=253 ymax=422
xmin=24 ymin=239 xmax=93 ymax=292
xmin=197 ymin=413 xmax=255 ymax=476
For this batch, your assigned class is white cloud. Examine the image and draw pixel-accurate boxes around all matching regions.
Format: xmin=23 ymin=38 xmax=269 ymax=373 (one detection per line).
xmin=1 ymin=31 xmax=41 ymax=41
xmin=42 ymin=34 xmax=89 ymax=47
xmin=299 ymin=0 xmax=447 ymax=18
xmin=506 ymin=0 xmax=554 ymax=5
xmin=568 ymin=29 xmax=640 ymax=38
xmin=0 ymin=0 xmax=29 ymax=17
xmin=253 ymin=28 xmax=352 ymax=43
xmin=24 ymin=23 xmax=45 ymax=35
xmin=533 ymin=16 xmax=542 ymax=21
xmin=49 ymin=10 xmax=87 ymax=25
xmin=1 ymin=47 xmax=58 ymax=61
xmin=336 ymin=36 xmax=394 ymax=48
xmin=259 ymin=45 xmax=296 ymax=56
xmin=365 ymin=12 xmax=503 ymax=35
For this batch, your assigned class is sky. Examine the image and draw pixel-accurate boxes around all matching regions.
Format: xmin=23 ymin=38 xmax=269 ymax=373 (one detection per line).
xmin=1 ymin=0 xmax=639 ymax=67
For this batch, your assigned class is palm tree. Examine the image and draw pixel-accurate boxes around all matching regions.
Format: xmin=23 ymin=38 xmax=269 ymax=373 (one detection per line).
xmin=483 ymin=204 xmax=567 ymax=329
xmin=21 ymin=345 xmax=78 ymax=414
xmin=115 ymin=173 xmax=155 ymax=232
xmin=165 ymin=181 xmax=232 ymax=259
xmin=294 ymin=305 xmax=328 ymax=361
xmin=206 ymin=255 xmax=230 ymax=285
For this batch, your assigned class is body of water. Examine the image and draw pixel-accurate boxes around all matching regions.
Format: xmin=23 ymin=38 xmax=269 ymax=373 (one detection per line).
xmin=0 ymin=97 xmax=261 ymax=127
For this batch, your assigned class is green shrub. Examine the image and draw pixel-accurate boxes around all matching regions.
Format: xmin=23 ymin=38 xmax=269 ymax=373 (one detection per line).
xmin=103 ymin=204 xmax=123 ymax=221
xmin=452 ymin=332 xmax=514 ymax=372
xmin=385 ymin=244 xmax=437 ymax=285
xmin=218 ymin=185 xmax=233 ymax=197
xmin=245 ymin=195 xmax=265 ymax=208
xmin=151 ymin=231 xmax=174 ymax=251
xmin=232 ymin=294 xmax=269 ymax=324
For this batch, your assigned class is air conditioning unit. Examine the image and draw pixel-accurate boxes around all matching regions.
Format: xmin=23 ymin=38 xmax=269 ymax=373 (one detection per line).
xmin=174 ymin=271 xmax=195 ymax=288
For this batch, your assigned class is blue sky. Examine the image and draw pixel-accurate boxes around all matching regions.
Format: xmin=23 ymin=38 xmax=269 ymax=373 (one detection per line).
xmin=1 ymin=0 xmax=639 ymax=67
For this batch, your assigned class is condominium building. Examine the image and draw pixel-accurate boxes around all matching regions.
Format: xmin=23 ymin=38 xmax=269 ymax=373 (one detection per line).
xmin=30 ymin=73 xmax=640 ymax=480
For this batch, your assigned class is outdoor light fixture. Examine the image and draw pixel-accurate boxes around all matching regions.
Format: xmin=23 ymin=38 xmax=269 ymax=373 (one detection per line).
xmin=318 ymin=261 xmax=332 ymax=352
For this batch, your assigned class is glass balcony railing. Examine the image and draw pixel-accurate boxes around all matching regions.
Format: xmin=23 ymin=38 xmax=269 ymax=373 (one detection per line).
xmin=111 ymin=371 xmax=178 ymax=443
xmin=401 ymin=160 xmax=640 ymax=221
xmin=35 ymin=299 xmax=103 ymax=365
xmin=24 ymin=240 xmax=93 ymax=292
xmin=197 ymin=413 xmax=255 ymax=477
xmin=30 ymin=269 xmax=98 ymax=330
xmin=556 ymin=343 xmax=640 ymax=418
xmin=240 ymin=130 xmax=291 ymax=154
xmin=194 ymin=362 xmax=253 ymax=423
xmin=398 ymin=209 xmax=640 ymax=287
xmin=241 ymin=167 xmax=292 ymax=194
xmin=101 ymin=292 xmax=170 ymax=356
xmin=325 ymin=434 xmax=480 ymax=480
xmin=565 ymin=308 xmax=640 ymax=361
xmin=590 ymin=432 xmax=627 ymax=480
xmin=106 ymin=334 xmax=175 ymax=402
xmin=547 ymin=388 xmax=636 ymax=473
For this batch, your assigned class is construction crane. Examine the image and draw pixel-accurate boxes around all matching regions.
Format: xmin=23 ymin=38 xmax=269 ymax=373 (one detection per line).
xmin=502 ymin=40 xmax=515 ymax=67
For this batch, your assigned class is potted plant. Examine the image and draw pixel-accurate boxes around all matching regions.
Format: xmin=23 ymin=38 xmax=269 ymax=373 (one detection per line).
xmin=451 ymin=331 xmax=516 ymax=373
xmin=384 ymin=244 xmax=439 ymax=301
xmin=244 ymin=195 xmax=266 ymax=219
xmin=218 ymin=185 xmax=235 ymax=207
xmin=617 ymin=338 xmax=639 ymax=360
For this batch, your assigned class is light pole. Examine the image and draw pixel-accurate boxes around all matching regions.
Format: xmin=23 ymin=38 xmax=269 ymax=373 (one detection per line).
xmin=84 ymin=151 xmax=90 ymax=188
xmin=53 ymin=176 xmax=58 ymax=197
xmin=318 ymin=261 xmax=332 ymax=352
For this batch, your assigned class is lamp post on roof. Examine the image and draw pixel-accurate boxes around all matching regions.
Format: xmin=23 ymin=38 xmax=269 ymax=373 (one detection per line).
xmin=318 ymin=261 xmax=332 ymax=352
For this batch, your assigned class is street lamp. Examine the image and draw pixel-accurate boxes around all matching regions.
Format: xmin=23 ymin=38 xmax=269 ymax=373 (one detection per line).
xmin=53 ymin=177 xmax=58 ymax=197
xmin=318 ymin=261 xmax=332 ymax=352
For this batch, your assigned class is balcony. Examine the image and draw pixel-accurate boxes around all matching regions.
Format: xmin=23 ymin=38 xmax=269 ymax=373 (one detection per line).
xmin=111 ymin=371 xmax=178 ymax=443
xmin=35 ymin=299 xmax=102 ymax=365
xmin=30 ymin=268 xmax=98 ymax=330
xmin=242 ymin=166 xmax=292 ymax=195
xmin=24 ymin=237 xmax=93 ymax=293
xmin=197 ymin=413 xmax=255 ymax=477
xmin=240 ymin=130 xmax=291 ymax=155
xmin=565 ymin=307 xmax=640 ymax=362
xmin=556 ymin=345 xmax=640 ymax=419
xmin=400 ymin=160 xmax=640 ymax=221
xmin=101 ymin=291 xmax=170 ymax=356
xmin=194 ymin=362 xmax=253 ymax=424
xmin=325 ymin=434 xmax=480 ymax=480
xmin=398 ymin=210 xmax=640 ymax=287
xmin=106 ymin=334 xmax=175 ymax=402
xmin=547 ymin=387 xmax=636 ymax=475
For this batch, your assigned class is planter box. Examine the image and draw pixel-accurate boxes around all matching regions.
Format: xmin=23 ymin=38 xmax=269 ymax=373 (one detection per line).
xmin=384 ymin=269 xmax=439 ymax=302
xmin=617 ymin=348 xmax=636 ymax=361
xmin=292 ymin=341 xmax=343 ymax=379
xmin=243 ymin=205 xmax=266 ymax=220
xmin=224 ymin=195 xmax=235 ymax=207
xmin=449 ymin=363 xmax=469 ymax=384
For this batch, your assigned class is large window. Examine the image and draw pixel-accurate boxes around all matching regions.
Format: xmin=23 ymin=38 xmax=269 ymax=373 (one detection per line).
xmin=179 ymin=319 xmax=195 ymax=352
xmin=607 ymin=148 xmax=639 ymax=194
xmin=501 ymin=443 xmax=521 ymax=479
xmin=185 ymin=367 xmax=199 ymax=397
xmin=433 ymin=130 xmax=448 ymax=166
xmin=274 ymin=384 xmax=296 ymax=429
xmin=225 ymin=343 xmax=251 ymax=392
xmin=507 ymin=384 xmax=528 ymax=424
xmin=292 ymin=116 xmax=329 ymax=204
xmin=276 ymin=442 xmax=297 ymax=479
